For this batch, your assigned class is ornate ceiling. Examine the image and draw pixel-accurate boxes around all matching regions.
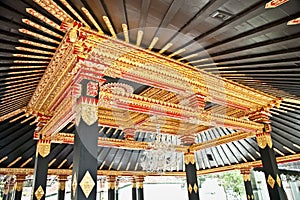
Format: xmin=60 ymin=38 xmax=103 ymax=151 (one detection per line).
xmin=0 ymin=0 xmax=300 ymax=174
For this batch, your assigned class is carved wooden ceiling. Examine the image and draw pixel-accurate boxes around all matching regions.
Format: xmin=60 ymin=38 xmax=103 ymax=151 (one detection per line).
xmin=0 ymin=0 xmax=300 ymax=174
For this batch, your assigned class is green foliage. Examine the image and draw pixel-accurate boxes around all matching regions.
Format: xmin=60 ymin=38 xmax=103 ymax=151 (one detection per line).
xmin=198 ymin=170 xmax=245 ymax=197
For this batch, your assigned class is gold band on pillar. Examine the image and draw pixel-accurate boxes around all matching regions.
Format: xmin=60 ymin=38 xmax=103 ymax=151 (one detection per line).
xmin=240 ymin=168 xmax=251 ymax=182
xmin=107 ymin=176 xmax=116 ymax=190
xmin=256 ymin=132 xmax=272 ymax=149
xmin=131 ymin=177 xmax=136 ymax=188
xmin=184 ymin=152 xmax=195 ymax=165
xmin=58 ymin=175 xmax=68 ymax=191
xmin=135 ymin=176 xmax=144 ymax=189
xmin=37 ymin=139 xmax=51 ymax=158
xmin=15 ymin=174 xmax=26 ymax=192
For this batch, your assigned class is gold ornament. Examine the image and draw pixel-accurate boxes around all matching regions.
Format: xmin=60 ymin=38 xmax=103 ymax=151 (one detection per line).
xmin=37 ymin=140 xmax=51 ymax=158
xmin=107 ymin=182 xmax=115 ymax=190
xmin=136 ymin=182 xmax=143 ymax=189
xmin=193 ymin=183 xmax=198 ymax=193
xmin=72 ymin=173 xmax=77 ymax=197
xmin=35 ymin=186 xmax=45 ymax=200
xmin=243 ymin=174 xmax=251 ymax=182
xmin=276 ymin=174 xmax=282 ymax=187
xmin=79 ymin=171 xmax=95 ymax=198
xmin=16 ymin=182 xmax=23 ymax=192
xmin=184 ymin=153 xmax=195 ymax=165
xmin=81 ymin=103 xmax=98 ymax=126
xmin=59 ymin=182 xmax=65 ymax=190
xmin=256 ymin=133 xmax=272 ymax=149
xmin=267 ymin=175 xmax=275 ymax=189
xmin=188 ymin=184 xmax=193 ymax=194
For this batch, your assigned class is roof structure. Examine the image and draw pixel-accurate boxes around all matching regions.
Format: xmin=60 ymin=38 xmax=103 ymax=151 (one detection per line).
xmin=0 ymin=0 xmax=300 ymax=176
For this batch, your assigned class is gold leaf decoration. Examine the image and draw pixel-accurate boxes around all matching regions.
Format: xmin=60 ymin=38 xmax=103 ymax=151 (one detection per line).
xmin=79 ymin=171 xmax=95 ymax=198
xmin=267 ymin=175 xmax=275 ymax=189
xmin=37 ymin=140 xmax=51 ymax=158
xmin=184 ymin=153 xmax=195 ymax=165
xmin=276 ymin=174 xmax=282 ymax=187
xmin=188 ymin=184 xmax=193 ymax=194
xmin=193 ymin=183 xmax=198 ymax=193
xmin=35 ymin=186 xmax=44 ymax=200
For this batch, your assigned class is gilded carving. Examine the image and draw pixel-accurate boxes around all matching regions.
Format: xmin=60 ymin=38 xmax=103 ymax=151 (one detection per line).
xmin=37 ymin=140 xmax=51 ymax=158
xmin=276 ymin=174 xmax=282 ymax=187
xmin=267 ymin=175 xmax=275 ymax=189
xmin=75 ymin=100 xmax=98 ymax=126
xmin=107 ymin=182 xmax=115 ymax=190
xmin=79 ymin=171 xmax=95 ymax=198
xmin=193 ymin=183 xmax=198 ymax=193
xmin=188 ymin=184 xmax=192 ymax=194
xmin=16 ymin=182 xmax=23 ymax=192
xmin=243 ymin=174 xmax=251 ymax=182
xmin=136 ymin=182 xmax=143 ymax=189
xmin=72 ymin=173 xmax=77 ymax=197
xmin=256 ymin=133 xmax=272 ymax=149
xmin=184 ymin=153 xmax=195 ymax=165
xmin=35 ymin=186 xmax=45 ymax=200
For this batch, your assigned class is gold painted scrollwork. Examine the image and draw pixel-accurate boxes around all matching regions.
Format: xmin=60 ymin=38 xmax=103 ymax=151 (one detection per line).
xmin=256 ymin=133 xmax=272 ymax=149
xmin=37 ymin=140 xmax=51 ymax=158
xmin=184 ymin=153 xmax=195 ymax=165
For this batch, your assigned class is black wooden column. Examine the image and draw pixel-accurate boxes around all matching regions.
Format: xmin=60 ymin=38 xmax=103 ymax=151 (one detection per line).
xmin=115 ymin=179 xmax=119 ymax=200
xmin=32 ymin=139 xmax=51 ymax=200
xmin=2 ymin=181 xmax=8 ymax=200
xmin=107 ymin=176 xmax=116 ymax=200
xmin=57 ymin=175 xmax=68 ymax=200
xmin=6 ymin=176 xmax=15 ymax=200
xmin=131 ymin=177 xmax=137 ymax=200
xmin=14 ymin=175 xmax=26 ymax=200
xmin=71 ymin=75 xmax=104 ymax=200
xmin=99 ymin=178 xmax=105 ymax=200
xmin=249 ymin=110 xmax=287 ymax=200
xmin=184 ymin=152 xmax=200 ymax=200
xmin=136 ymin=176 xmax=144 ymax=200
xmin=241 ymin=169 xmax=254 ymax=200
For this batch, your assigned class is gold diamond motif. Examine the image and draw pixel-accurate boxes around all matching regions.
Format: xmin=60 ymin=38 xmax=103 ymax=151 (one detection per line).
xmin=276 ymin=174 xmax=282 ymax=187
xmin=80 ymin=171 xmax=95 ymax=198
xmin=34 ymin=186 xmax=44 ymax=200
xmin=72 ymin=173 xmax=77 ymax=197
xmin=188 ymin=184 xmax=193 ymax=194
xmin=267 ymin=175 xmax=275 ymax=188
xmin=193 ymin=183 xmax=198 ymax=193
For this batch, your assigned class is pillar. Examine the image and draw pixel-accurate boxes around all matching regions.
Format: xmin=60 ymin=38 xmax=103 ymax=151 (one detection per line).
xmin=71 ymin=72 xmax=105 ymax=200
xmin=99 ymin=178 xmax=105 ymax=200
xmin=32 ymin=139 xmax=51 ymax=200
xmin=6 ymin=176 xmax=15 ymax=200
xmin=107 ymin=176 xmax=116 ymax=200
xmin=14 ymin=175 xmax=26 ymax=200
xmin=184 ymin=152 xmax=200 ymax=200
xmin=115 ymin=179 xmax=119 ymax=200
xmin=241 ymin=169 xmax=254 ymax=200
xmin=57 ymin=175 xmax=68 ymax=200
xmin=136 ymin=176 xmax=144 ymax=200
xmin=249 ymin=109 xmax=287 ymax=200
xmin=2 ymin=179 xmax=9 ymax=200
xmin=131 ymin=177 xmax=137 ymax=200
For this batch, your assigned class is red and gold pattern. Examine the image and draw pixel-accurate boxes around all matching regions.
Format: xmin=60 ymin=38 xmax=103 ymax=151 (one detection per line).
xmin=26 ymin=8 xmax=61 ymax=30
xmin=265 ymin=0 xmax=289 ymax=8
xmin=33 ymin=0 xmax=73 ymax=22
xmin=287 ymin=17 xmax=300 ymax=25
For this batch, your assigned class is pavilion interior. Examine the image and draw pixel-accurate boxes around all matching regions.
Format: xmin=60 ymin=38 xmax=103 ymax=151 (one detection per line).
xmin=0 ymin=0 xmax=300 ymax=199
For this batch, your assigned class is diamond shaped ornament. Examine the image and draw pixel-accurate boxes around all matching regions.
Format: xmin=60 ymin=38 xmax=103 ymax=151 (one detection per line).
xmin=188 ymin=184 xmax=193 ymax=194
xmin=267 ymin=175 xmax=275 ymax=188
xmin=35 ymin=186 xmax=44 ymax=200
xmin=72 ymin=173 xmax=77 ymax=197
xmin=80 ymin=171 xmax=95 ymax=198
